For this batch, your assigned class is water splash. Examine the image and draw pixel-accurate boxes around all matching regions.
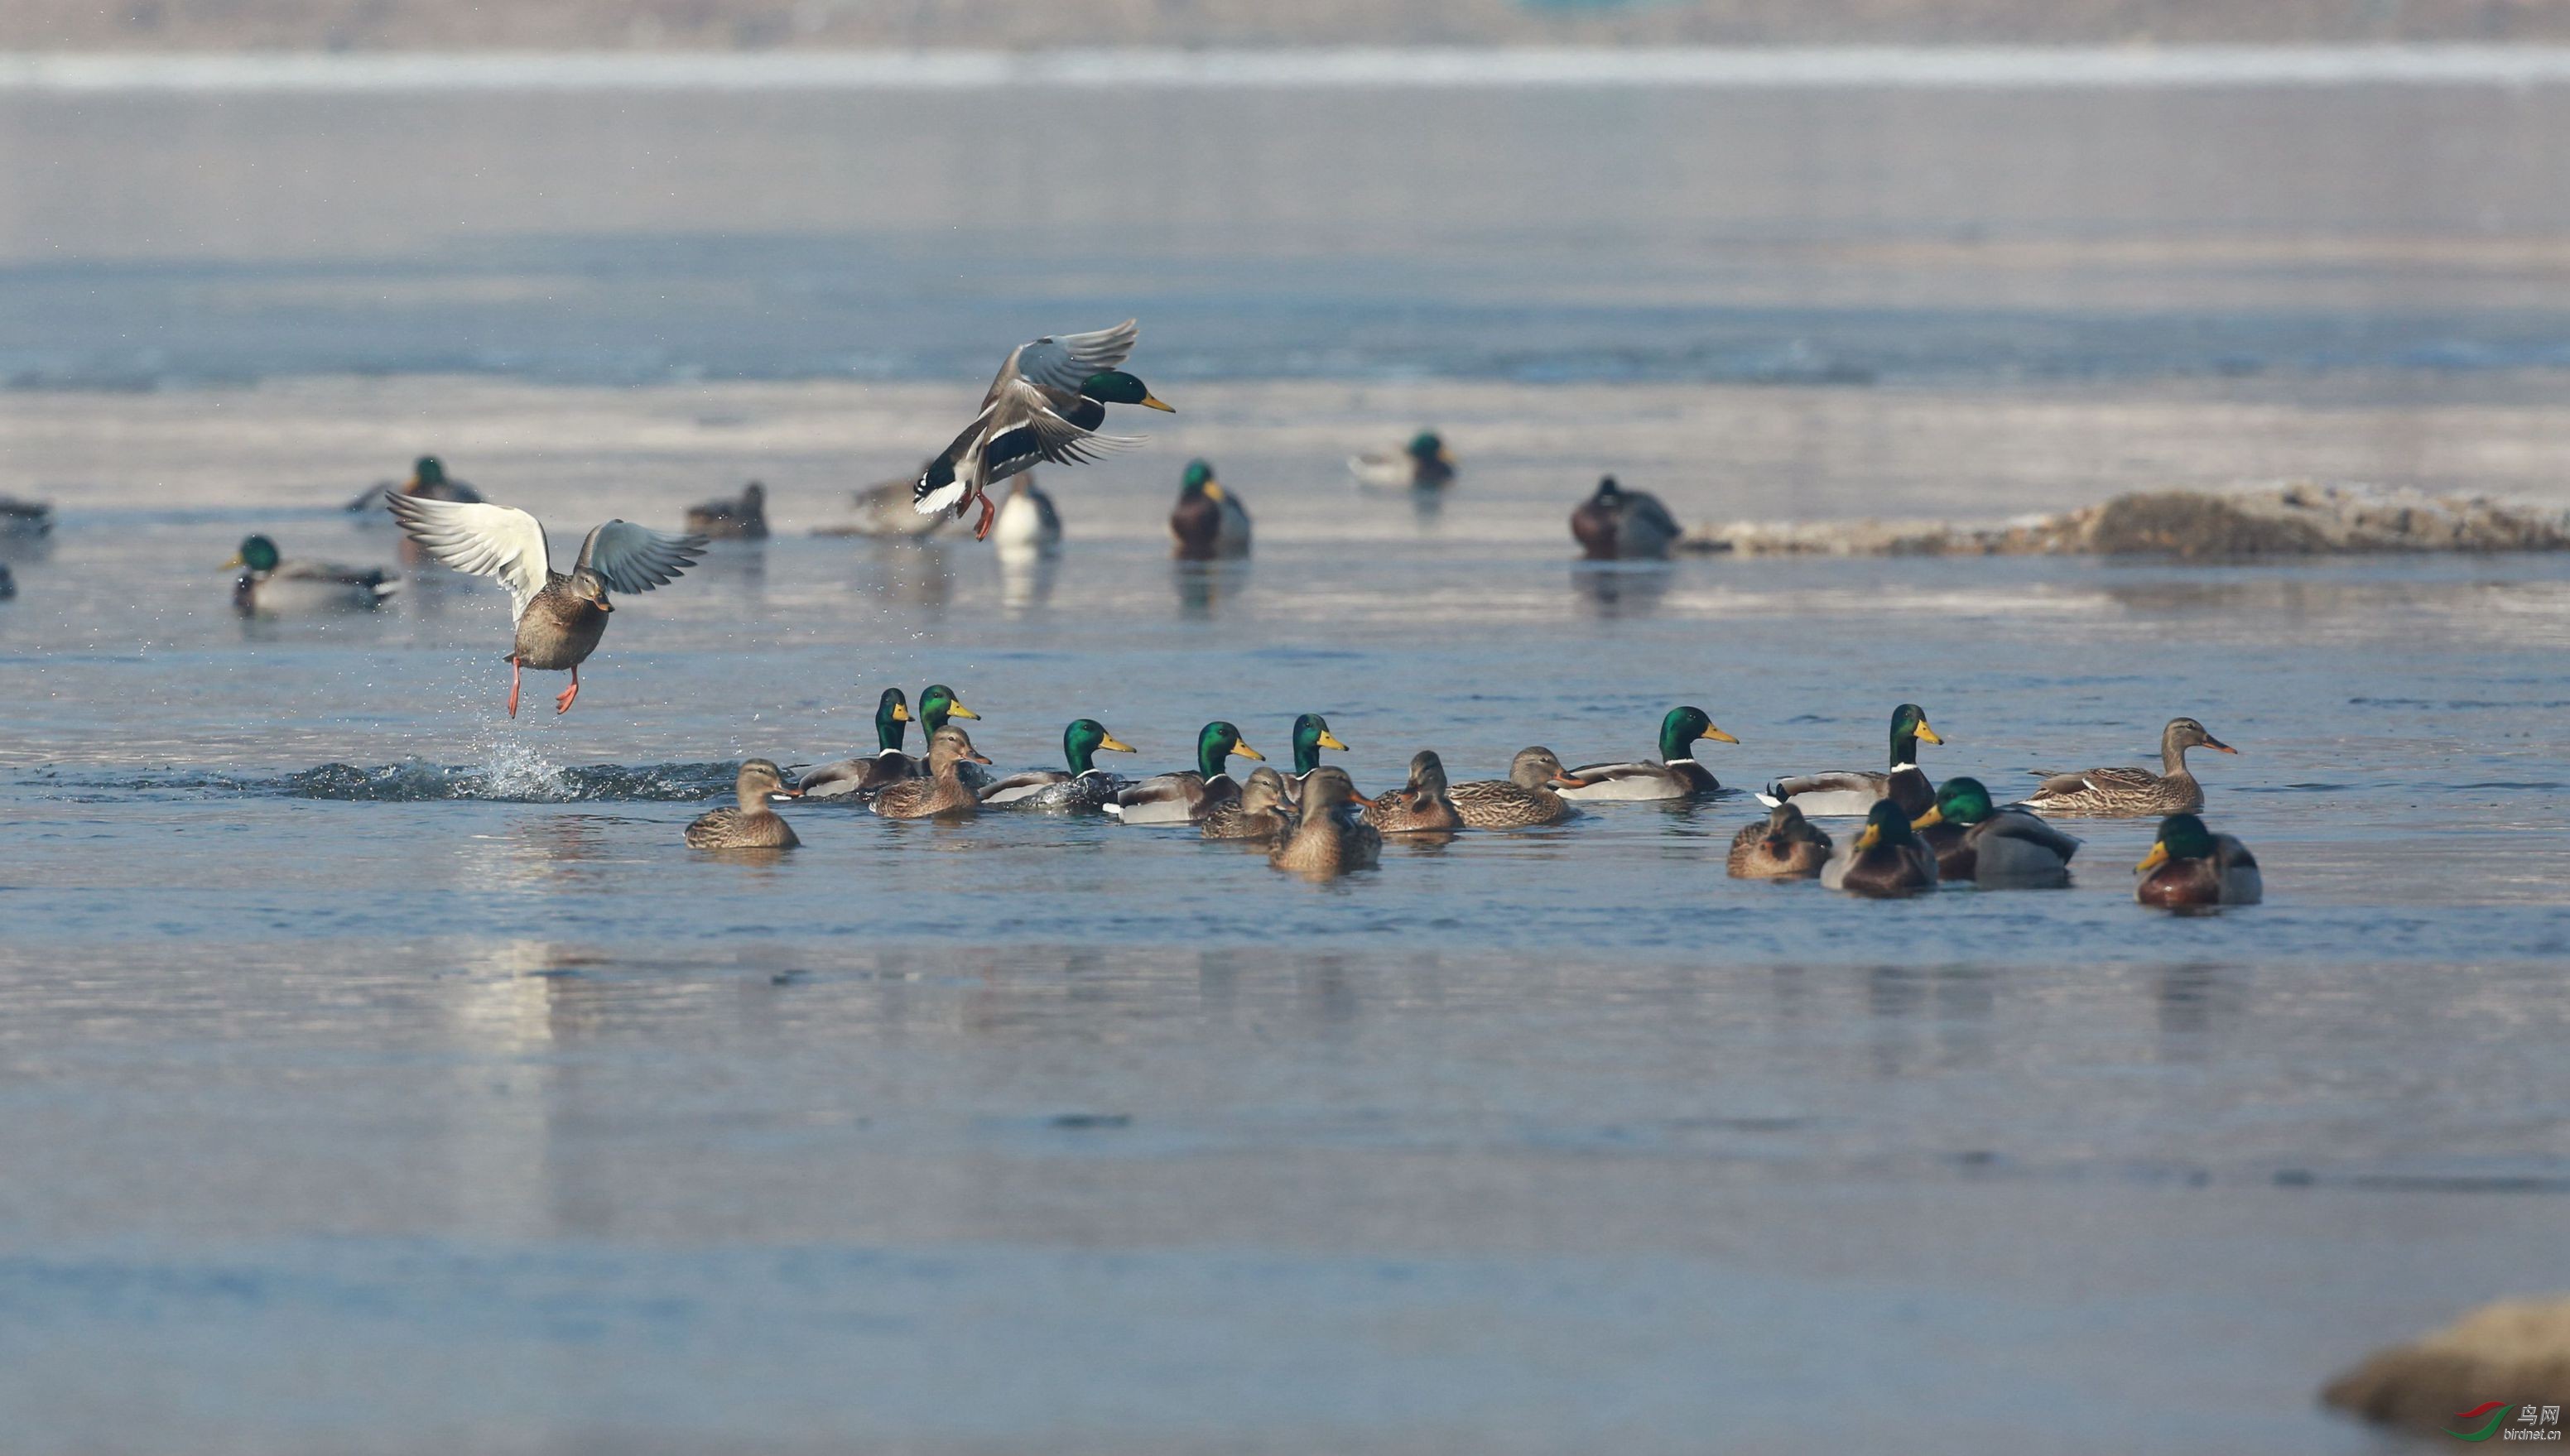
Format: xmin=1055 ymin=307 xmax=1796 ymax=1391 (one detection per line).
xmin=284 ymin=757 xmax=732 ymax=802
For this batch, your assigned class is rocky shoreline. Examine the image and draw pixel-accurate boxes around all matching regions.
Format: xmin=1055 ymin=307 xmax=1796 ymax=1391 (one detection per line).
xmin=1682 ymin=483 xmax=2570 ymax=560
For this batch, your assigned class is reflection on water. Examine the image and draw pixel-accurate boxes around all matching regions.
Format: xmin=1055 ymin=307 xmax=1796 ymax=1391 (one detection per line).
xmin=998 ymin=548 xmax=1059 ymax=615
xmin=1173 ymin=560 xmax=1249 ymax=620
xmin=1571 ymin=560 xmax=1673 ymax=618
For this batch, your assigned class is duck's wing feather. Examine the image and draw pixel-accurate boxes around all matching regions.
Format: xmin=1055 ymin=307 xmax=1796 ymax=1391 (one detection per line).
xmin=986 ymin=378 xmax=1143 ymax=469
xmin=1982 ymin=808 xmax=2084 ymax=861
xmin=576 ymin=520 xmax=706 ymax=595
xmin=1000 ymin=321 xmax=1139 ymax=396
xmin=387 ymin=496 xmax=550 ymax=621
xmin=979 ymin=769 xmax=1070 ymax=805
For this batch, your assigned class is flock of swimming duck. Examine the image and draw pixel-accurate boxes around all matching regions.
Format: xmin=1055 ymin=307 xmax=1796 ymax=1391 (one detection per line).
xmin=679 ymin=688 xmax=2260 ymax=906
xmin=12 ymin=319 xmax=2260 ymax=904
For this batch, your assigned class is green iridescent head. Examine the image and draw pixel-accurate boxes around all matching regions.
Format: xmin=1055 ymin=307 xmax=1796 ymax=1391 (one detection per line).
xmin=1080 ymin=371 xmax=1175 ymax=412
xmin=1889 ymin=703 xmax=1943 ymax=767
xmin=1291 ymin=713 xmax=1348 ymax=775
xmin=413 ymin=456 xmax=445 ymax=485
xmin=2149 ymin=813 xmax=2216 ymax=864
xmin=874 ymin=688 xmax=911 ymax=753
xmin=1921 ymin=776 xmax=1994 ymax=829
xmin=1854 ymin=798 xmax=1923 ymax=852
xmin=227 ymin=535 xmax=281 ymax=574
xmin=1063 ymin=718 xmax=1137 ymax=776
xmin=1658 ymin=705 xmax=1740 ymax=762
xmin=1408 ymin=430 xmax=1446 ymax=462
xmin=1181 ymin=459 xmax=1218 ymax=497
xmin=920 ymin=684 xmax=979 ymax=733
xmin=1195 ymin=720 xmax=1263 ymax=778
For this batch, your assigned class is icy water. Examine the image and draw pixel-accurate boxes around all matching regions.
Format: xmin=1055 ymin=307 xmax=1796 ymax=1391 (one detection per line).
xmin=4 ymin=64 xmax=2570 ymax=1455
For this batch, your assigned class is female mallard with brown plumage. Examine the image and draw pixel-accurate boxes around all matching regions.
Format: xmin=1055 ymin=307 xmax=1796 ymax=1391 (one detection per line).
xmin=2023 ymin=717 xmax=2238 ymax=818
xmin=1362 ymin=751 xmax=1466 ymax=834
xmin=1449 ymin=747 xmax=1581 ymax=829
xmin=1269 ymin=767 xmax=1381 ymax=876
xmin=1560 ymin=705 xmax=1739 ymax=801
xmin=1821 ymin=800 xmax=1941 ymax=897
xmin=686 ymin=481 xmax=768 ymax=540
xmin=1201 ymin=766 xmax=1295 ymax=841
xmin=1726 ymin=803 xmax=1832 ymax=880
xmin=872 ymin=726 xmax=993 ymax=819
xmin=796 ymin=688 xmax=915 ymax=800
xmin=685 ymin=760 xmax=802 ymax=850
xmin=1760 ymin=703 xmax=1944 ymax=819
xmin=1912 ymin=777 xmax=2080 ymax=888
xmin=387 ymin=494 xmax=705 ymax=717
xmin=2134 ymin=813 xmax=2262 ymax=907
xmin=979 ymin=718 xmax=1139 ymax=812
xmin=1107 ymin=721 xmax=1266 ymax=825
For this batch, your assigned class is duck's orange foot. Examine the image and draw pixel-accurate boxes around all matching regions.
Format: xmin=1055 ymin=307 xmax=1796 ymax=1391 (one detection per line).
xmin=972 ymin=493 xmax=999 ymax=541
xmin=508 ymin=657 xmax=522 ymax=718
xmin=554 ymin=668 xmax=580 ymax=715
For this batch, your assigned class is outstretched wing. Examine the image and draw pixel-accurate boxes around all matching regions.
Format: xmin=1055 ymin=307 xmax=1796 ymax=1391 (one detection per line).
xmin=575 ymin=520 xmax=706 ymax=595
xmin=387 ymin=495 xmax=551 ymax=622
xmin=999 ymin=320 xmax=1139 ymax=396
xmin=983 ymin=382 xmax=1143 ymax=478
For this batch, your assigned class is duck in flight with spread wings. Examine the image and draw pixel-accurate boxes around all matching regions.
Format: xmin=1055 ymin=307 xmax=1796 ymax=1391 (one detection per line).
xmin=387 ymin=495 xmax=705 ymax=717
xmin=912 ymin=320 xmax=1174 ymax=541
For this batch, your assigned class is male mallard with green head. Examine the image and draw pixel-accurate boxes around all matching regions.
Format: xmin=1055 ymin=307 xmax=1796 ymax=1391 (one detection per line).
xmin=1170 ymin=459 xmax=1252 ymax=560
xmin=2024 ymin=717 xmax=2238 ymax=818
xmin=1913 ymin=776 xmax=2080 ymax=888
xmin=1449 ymin=747 xmax=1581 ymax=829
xmin=1822 ymin=800 xmax=1941 ymax=897
xmin=2134 ymin=813 xmax=2262 ymax=907
xmin=224 ymin=534 xmax=400 ymax=615
xmin=912 ymin=322 xmax=1174 ymax=541
xmin=1569 ymin=475 xmax=1682 ymax=560
xmin=1561 ymin=705 xmax=1739 ymax=801
xmin=797 ymin=689 xmax=916 ymax=800
xmin=980 ymin=718 xmax=1140 ymax=811
xmin=872 ymin=726 xmax=994 ymax=820
xmin=1270 ymin=766 xmax=1382 ymax=876
xmin=1362 ymin=750 xmax=1466 ymax=834
xmin=686 ymin=759 xmax=803 ymax=849
xmin=349 ymin=454 xmax=482 ymax=512
xmin=388 ymin=494 xmax=705 ymax=717
xmin=1761 ymin=703 xmax=1944 ymax=819
xmin=1726 ymin=803 xmax=1832 ymax=880
xmin=1349 ymin=430 xmax=1456 ymax=490
xmin=1201 ymin=766 xmax=1296 ymax=841
xmin=1106 ymin=721 xmax=1265 ymax=824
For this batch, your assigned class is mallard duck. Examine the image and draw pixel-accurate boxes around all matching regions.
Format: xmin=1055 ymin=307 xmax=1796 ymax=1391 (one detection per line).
xmin=1570 ymin=476 xmax=1682 ymax=560
xmin=1560 ymin=705 xmax=1738 ymax=801
xmin=831 ymin=469 xmax=953 ymax=538
xmin=0 ymin=494 xmax=53 ymax=536
xmin=224 ymin=535 xmax=399 ymax=615
xmin=1449 ymin=747 xmax=1581 ymax=829
xmin=1361 ymin=750 xmax=1466 ymax=834
xmin=348 ymin=455 xmax=482 ymax=512
xmin=1270 ymin=766 xmax=1383 ymax=876
xmin=1170 ymin=459 xmax=1252 ymax=560
xmin=685 ymin=759 xmax=802 ymax=849
xmin=387 ymin=495 xmax=705 ymax=717
xmin=912 ymin=683 xmax=993 ymax=796
xmin=1760 ymin=703 xmax=1944 ymax=819
xmin=1201 ymin=766 xmax=1296 ymax=841
xmin=686 ymin=481 xmax=768 ymax=540
xmin=1278 ymin=712 xmax=1348 ymax=801
xmin=1726 ymin=803 xmax=1832 ymax=879
xmin=991 ymin=476 xmax=1062 ymax=556
xmin=2024 ymin=717 xmax=2239 ymax=818
xmin=1822 ymin=800 xmax=1941 ymax=897
xmin=912 ymin=324 xmax=1173 ymax=540
xmin=796 ymin=688 xmax=916 ymax=800
xmin=1348 ymin=430 xmax=1455 ymax=490
xmin=1912 ymin=776 xmax=2080 ymax=888
xmin=1105 ymin=721 xmax=1265 ymax=824
xmin=2134 ymin=813 xmax=2262 ymax=907
xmin=979 ymin=718 xmax=1138 ymax=810
xmin=872 ymin=725 xmax=993 ymax=819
